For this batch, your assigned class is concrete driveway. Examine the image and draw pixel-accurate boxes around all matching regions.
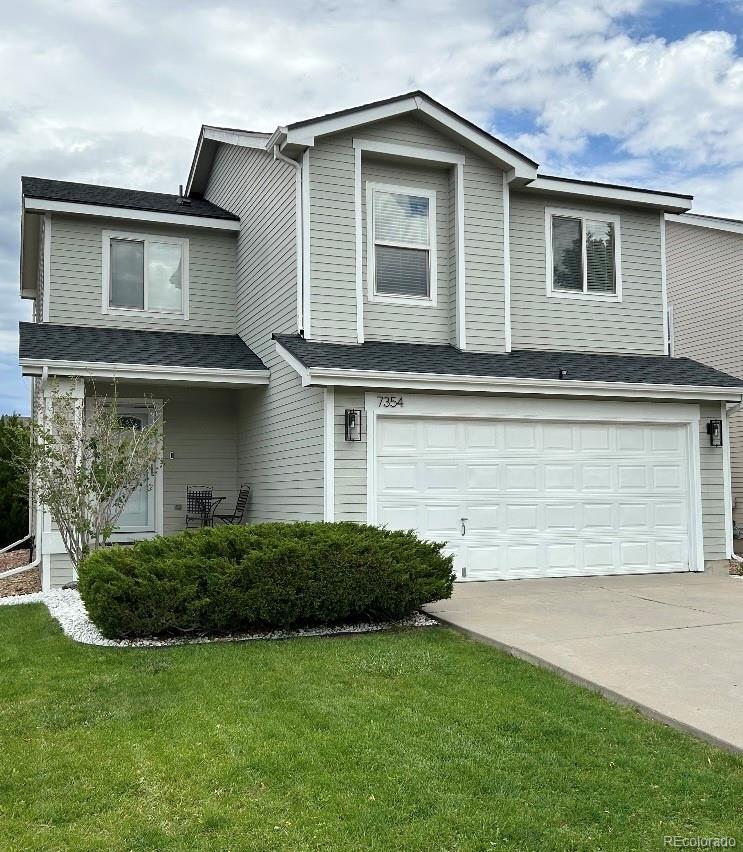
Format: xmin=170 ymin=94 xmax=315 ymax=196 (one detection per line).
xmin=424 ymin=572 xmax=743 ymax=752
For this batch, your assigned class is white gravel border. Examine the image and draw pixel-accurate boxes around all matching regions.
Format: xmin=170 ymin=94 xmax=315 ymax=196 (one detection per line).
xmin=0 ymin=588 xmax=437 ymax=647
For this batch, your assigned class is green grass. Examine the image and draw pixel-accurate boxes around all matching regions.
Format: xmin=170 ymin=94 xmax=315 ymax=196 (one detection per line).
xmin=1 ymin=606 xmax=741 ymax=851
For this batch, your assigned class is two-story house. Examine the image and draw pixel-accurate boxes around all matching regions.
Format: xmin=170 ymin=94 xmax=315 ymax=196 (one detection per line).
xmin=18 ymin=91 xmax=743 ymax=590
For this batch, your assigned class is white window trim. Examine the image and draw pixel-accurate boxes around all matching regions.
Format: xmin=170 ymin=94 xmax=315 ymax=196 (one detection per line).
xmin=101 ymin=230 xmax=190 ymax=319
xmin=545 ymin=206 xmax=622 ymax=303
xmin=366 ymin=182 xmax=437 ymax=307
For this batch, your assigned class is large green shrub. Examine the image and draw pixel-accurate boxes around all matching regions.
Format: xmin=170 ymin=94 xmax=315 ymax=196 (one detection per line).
xmin=78 ymin=522 xmax=454 ymax=639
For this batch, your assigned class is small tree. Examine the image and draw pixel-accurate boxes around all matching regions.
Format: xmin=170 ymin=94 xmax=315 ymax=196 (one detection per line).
xmin=8 ymin=379 xmax=164 ymax=569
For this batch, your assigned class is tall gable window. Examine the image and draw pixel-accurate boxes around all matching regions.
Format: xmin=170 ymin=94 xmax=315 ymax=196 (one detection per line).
xmin=103 ymin=231 xmax=189 ymax=316
xmin=367 ymin=183 xmax=437 ymax=304
xmin=547 ymin=208 xmax=621 ymax=300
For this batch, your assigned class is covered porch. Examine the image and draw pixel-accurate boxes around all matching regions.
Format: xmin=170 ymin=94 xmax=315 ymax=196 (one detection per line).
xmin=18 ymin=322 xmax=269 ymax=588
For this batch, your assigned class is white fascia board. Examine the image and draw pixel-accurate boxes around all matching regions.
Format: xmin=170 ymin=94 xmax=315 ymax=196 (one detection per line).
xmin=23 ymin=197 xmax=241 ymax=231
xmin=284 ymin=98 xmax=419 ymax=147
xmin=284 ymin=97 xmax=537 ymax=178
xmin=414 ymin=98 xmax=537 ymax=180
xmin=202 ymin=126 xmax=271 ymax=149
xmin=275 ymin=360 xmax=743 ymax=404
xmin=274 ymin=340 xmax=312 ymax=385
xmin=667 ymin=212 xmax=743 ymax=236
xmin=527 ymin=177 xmax=693 ymax=212
xmin=353 ymin=137 xmax=465 ymax=165
xmin=20 ymin=358 xmax=269 ymax=386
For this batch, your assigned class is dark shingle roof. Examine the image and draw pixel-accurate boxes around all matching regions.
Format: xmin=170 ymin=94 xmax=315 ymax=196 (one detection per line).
xmin=274 ymin=335 xmax=743 ymax=389
xmin=20 ymin=323 xmax=266 ymax=372
xmin=22 ymin=177 xmax=238 ymax=221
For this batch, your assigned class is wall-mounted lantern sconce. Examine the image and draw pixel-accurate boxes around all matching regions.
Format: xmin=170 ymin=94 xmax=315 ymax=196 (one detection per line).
xmin=345 ymin=409 xmax=362 ymax=442
xmin=707 ymin=419 xmax=723 ymax=447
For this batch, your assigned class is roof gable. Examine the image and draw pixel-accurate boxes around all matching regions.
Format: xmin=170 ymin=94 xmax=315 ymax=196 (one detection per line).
xmin=279 ymin=91 xmax=538 ymax=180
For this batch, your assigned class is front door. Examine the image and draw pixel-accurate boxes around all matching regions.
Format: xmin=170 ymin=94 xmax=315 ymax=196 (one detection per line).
xmin=116 ymin=409 xmax=155 ymax=534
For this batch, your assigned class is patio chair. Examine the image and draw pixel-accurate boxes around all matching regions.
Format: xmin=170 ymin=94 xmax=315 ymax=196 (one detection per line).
xmin=213 ymin=484 xmax=251 ymax=525
xmin=186 ymin=485 xmax=214 ymax=528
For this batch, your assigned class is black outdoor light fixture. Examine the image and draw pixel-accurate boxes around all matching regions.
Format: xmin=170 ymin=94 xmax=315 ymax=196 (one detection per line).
xmin=345 ymin=409 xmax=362 ymax=442
xmin=707 ymin=419 xmax=723 ymax=447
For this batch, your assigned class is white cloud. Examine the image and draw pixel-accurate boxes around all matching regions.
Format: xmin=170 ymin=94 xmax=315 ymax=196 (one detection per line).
xmin=2 ymin=0 xmax=743 ymax=412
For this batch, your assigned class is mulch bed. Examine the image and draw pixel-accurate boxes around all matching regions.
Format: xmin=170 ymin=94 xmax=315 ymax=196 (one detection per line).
xmin=0 ymin=550 xmax=41 ymax=597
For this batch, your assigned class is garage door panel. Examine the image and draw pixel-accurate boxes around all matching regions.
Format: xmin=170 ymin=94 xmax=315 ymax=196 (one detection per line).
xmin=375 ymin=416 xmax=692 ymax=580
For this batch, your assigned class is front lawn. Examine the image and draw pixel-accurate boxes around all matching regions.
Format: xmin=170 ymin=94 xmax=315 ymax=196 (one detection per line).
xmin=1 ymin=606 xmax=741 ymax=851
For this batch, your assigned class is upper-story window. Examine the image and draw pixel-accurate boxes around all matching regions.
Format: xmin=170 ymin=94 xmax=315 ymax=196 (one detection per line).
xmin=102 ymin=230 xmax=189 ymax=317
xmin=546 ymin=207 xmax=621 ymax=301
xmin=367 ymin=183 xmax=437 ymax=305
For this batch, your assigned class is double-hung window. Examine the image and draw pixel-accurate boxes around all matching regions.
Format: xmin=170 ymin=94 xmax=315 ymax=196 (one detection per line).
xmin=547 ymin=208 xmax=621 ymax=299
xmin=367 ymin=183 xmax=436 ymax=303
xmin=103 ymin=231 xmax=189 ymax=316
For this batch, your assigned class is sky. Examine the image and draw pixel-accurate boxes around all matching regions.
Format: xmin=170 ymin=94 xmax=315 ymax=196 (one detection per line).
xmin=2 ymin=0 xmax=743 ymax=414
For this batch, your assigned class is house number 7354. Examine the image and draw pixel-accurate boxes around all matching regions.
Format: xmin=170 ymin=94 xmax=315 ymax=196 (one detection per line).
xmin=377 ymin=395 xmax=404 ymax=408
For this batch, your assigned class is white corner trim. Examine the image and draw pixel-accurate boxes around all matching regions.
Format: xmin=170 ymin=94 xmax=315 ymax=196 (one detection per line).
xmin=301 ymin=149 xmax=312 ymax=337
xmin=528 ymin=177 xmax=692 ymax=213
xmin=354 ymin=144 xmax=364 ymax=343
xmin=666 ymin=212 xmax=743 ymax=236
xmin=689 ymin=421 xmax=705 ymax=571
xmin=455 ymin=163 xmax=466 ymax=350
xmin=366 ymin=182 xmax=437 ymax=307
xmin=545 ymin=206 xmax=623 ymax=303
xmin=20 ymin=358 xmax=269 ymax=386
xmin=324 ymin=387 xmax=335 ymax=521
xmin=502 ymin=173 xmax=511 ymax=352
xmin=42 ymin=213 xmax=51 ymax=322
xmin=660 ymin=212 xmax=669 ymax=355
xmin=23 ymin=196 xmax=240 ymax=231
xmin=353 ymin=137 xmax=465 ymax=166
xmin=273 ymin=145 xmax=304 ymax=333
xmin=723 ymin=401 xmax=734 ymax=557
xmin=668 ymin=304 xmax=675 ymax=357
xmin=101 ymin=230 xmax=190 ymax=320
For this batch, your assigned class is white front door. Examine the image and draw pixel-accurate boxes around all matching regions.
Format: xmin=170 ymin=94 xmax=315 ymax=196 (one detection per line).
xmin=374 ymin=414 xmax=694 ymax=580
xmin=116 ymin=409 xmax=155 ymax=534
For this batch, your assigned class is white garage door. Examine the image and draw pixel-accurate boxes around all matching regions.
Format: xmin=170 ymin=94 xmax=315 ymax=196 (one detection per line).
xmin=375 ymin=416 xmax=693 ymax=580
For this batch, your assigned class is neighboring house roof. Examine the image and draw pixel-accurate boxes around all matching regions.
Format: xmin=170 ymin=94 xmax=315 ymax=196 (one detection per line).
xmin=19 ymin=323 xmax=268 ymax=384
xmin=274 ymin=335 xmax=743 ymax=398
xmin=22 ymin=176 xmax=238 ymax=221
xmin=667 ymin=211 xmax=743 ymax=236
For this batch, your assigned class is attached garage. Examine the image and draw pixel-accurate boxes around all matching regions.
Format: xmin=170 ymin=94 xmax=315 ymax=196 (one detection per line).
xmin=275 ymin=334 xmax=743 ymax=581
xmin=368 ymin=396 xmax=703 ymax=581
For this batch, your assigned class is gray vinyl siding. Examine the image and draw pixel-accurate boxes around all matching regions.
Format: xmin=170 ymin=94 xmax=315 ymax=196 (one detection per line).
xmin=699 ymin=401 xmax=727 ymax=561
xmin=47 ymin=214 xmax=237 ymax=333
xmin=308 ymin=115 xmax=506 ymax=350
xmin=361 ymin=157 xmax=451 ymax=344
xmin=50 ymin=553 xmax=73 ymax=587
xmin=334 ymin=388 xmax=367 ymax=522
xmin=666 ymin=220 xmax=743 ymax=529
xmin=510 ymin=193 xmax=665 ymax=354
xmin=205 ymin=143 xmax=325 ymax=522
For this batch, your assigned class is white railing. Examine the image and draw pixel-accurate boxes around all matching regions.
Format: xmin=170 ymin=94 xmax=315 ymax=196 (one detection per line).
xmin=0 ymin=534 xmax=37 ymax=579
xmin=1 ymin=533 xmax=32 ymax=554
